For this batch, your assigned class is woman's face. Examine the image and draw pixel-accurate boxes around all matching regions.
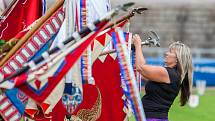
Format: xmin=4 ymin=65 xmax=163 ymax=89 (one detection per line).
xmin=164 ymin=48 xmax=177 ymax=67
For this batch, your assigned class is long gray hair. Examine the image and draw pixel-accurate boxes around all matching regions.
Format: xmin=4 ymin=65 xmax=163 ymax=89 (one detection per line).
xmin=169 ymin=41 xmax=193 ymax=106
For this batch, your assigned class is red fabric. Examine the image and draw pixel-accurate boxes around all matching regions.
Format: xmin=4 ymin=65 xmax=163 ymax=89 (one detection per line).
xmin=13 ymin=29 xmax=29 ymax=40
xmin=0 ymin=0 xmax=42 ymax=41
xmin=40 ymin=84 xmax=99 ymax=121
xmin=50 ymin=99 xmax=67 ymax=121
xmin=37 ymin=51 xmax=126 ymax=121
xmin=72 ymin=84 xmax=100 ymax=116
xmin=92 ymin=55 xmax=126 ymax=121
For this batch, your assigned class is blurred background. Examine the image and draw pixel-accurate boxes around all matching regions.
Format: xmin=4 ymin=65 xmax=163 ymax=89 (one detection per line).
xmin=110 ymin=0 xmax=215 ymax=87
xmin=1 ymin=0 xmax=215 ymax=121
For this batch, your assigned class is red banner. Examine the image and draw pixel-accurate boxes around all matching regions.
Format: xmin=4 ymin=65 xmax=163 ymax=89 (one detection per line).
xmin=0 ymin=0 xmax=43 ymax=41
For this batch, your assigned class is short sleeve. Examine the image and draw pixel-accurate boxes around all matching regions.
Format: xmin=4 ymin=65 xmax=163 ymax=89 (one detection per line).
xmin=165 ymin=67 xmax=180 ymax=83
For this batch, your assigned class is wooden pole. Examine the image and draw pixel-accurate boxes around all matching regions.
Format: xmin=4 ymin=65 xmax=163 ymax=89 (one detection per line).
xmin=99 ymin=7 xmax=148 ymax=56
xmin=104 ymin=7 xmax=147 ymax=29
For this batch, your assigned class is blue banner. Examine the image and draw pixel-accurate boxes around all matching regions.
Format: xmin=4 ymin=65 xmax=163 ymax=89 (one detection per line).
xmin=193 ymin=59 xmax=215 ymax=86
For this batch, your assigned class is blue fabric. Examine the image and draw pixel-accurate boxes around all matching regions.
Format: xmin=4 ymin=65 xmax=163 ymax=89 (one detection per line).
xmin=5 ymin=88 xmax=26 ymax=114
xmin=29 ymin=35 xmax=55 ymax=61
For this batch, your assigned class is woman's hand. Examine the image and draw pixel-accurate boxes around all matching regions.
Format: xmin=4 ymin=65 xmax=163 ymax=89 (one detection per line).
xmin=132 ymin=34 xmax=142 ymax=48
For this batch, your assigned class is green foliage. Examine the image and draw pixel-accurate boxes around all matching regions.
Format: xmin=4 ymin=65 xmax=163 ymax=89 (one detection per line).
xmin=0 ymin=40 xmax=5 ymax=47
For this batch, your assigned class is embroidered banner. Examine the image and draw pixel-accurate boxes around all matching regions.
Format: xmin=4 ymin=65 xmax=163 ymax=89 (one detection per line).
xmin=0 ymin=20 xmax=108 ymax=120
xmin=42 ymin=20 xmax=128 ymax=121
xmin=48 ymin=84 xmax=100 ymax=121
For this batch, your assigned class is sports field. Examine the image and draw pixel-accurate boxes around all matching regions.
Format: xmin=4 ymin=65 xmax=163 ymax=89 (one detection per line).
xmin=130 ymin=88 xmax=215 ymax=121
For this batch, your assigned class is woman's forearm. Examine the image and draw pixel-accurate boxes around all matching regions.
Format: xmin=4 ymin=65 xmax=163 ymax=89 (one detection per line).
xmin=135 ymin=45 xmax=146 ymax=71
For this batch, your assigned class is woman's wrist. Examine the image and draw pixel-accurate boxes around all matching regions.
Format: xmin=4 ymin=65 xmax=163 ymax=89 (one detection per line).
xmin=135 ymin=44 xmax=142 ymax=50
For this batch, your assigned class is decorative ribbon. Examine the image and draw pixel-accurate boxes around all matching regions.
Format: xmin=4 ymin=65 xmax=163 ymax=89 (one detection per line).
xmin=131 ymin=49 xmax=142 ymax=92
xmin=112 ymin=29 xmax=146 ymax=121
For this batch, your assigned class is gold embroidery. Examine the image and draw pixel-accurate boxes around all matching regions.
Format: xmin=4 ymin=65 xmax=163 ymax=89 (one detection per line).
xmin=70 ymin=86 xmax=102 ymax=121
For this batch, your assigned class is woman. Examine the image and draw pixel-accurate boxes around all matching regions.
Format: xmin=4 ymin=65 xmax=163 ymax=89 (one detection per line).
xmin=133 ymin=34 xmax=193 ymax=121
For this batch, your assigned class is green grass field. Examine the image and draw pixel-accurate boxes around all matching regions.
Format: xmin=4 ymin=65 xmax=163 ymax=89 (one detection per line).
xmin=130 ymin=88 xmax=215 ymax=121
